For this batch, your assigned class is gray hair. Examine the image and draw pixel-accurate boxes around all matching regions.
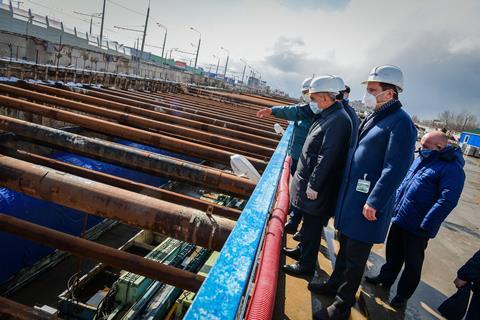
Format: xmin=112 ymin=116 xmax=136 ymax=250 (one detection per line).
xmin=327 ymin=92 xmax=337 ymax=101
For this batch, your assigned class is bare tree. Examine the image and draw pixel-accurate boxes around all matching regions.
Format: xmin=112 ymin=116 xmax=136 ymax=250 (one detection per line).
xmin=459 ymin=112 xmax=478 ymax=131
xmin=438 ymin=110 xmax=454 ymax=128
xmin=436 ymin=110 xmax=479 ymax=132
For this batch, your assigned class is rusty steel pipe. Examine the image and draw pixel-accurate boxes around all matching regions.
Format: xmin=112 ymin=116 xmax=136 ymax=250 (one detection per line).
xmin=81 ymin=86 xmax=282 ymax=139
xmin=153 ymin=91 xmax=285 ymax=122
xmin=91 ymin=87 xmax=277 ymax=133
xmin=140 ymin=89 xmax=272 ymax=115
xmin=17 ymin=83 xmax=279 ymax=147
xmin=0 ymin=84 xmax=276 ymax=156
xmin=0 ymin=155 xmax=235 ymax=251
xmin=109 ymin=88 xmax=267 ymax=120
xmin=66 ymin=86 xmax=281 ymax=139
xmin=0 ymin=296 xmax=60 ymax=320
xmin=0 ymin=94 xmax=269 ymax=170
xmin=155 ymin=90 xmax=290 ymax=120
xmin=0 ymin=147 xmax=241 ymax=220
xmin=112 ymin=88 xmax=279 ymax=128
xmin=129 ymin=90 xmax=279 ymax=125
xmin=0 ymin=115 xmax=256 ymax=197
xmin=194 ymin=88 xmax=296 ymax=107
xmin=0 ymin=214 xmax=205 ymax=292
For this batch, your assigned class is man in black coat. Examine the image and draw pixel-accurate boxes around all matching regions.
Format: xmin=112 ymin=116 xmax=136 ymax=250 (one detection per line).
xmin=282 ymin=75 xmax=352 ymax=277
xmin=454 ymin=249 xmax=480 ymax=319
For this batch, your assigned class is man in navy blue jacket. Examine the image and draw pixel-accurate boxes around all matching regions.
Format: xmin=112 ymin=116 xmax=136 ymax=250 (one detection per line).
xmin=365 ymin=131 xmax=465 ymax=308
xmin=282 ymin=75 xmax=352 ymax=277
xmin=311 ymin=65 xmax=417 ymax=320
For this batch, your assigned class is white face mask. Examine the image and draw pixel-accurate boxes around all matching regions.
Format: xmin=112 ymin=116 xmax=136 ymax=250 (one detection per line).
xmin=362 ymin=90 xmax=390 ymax=108
xmin=362 ymin=91 xmax=377 ymax=108
xmin=309 ymin=101 xmax=322 ymax=114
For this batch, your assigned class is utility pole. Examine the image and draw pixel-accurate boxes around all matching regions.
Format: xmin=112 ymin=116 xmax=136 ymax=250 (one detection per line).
xmin=213 ymin=55 xmax=220 ymax=75
xmin=240 ymin=58 xmax=247 ymax=84
xmin=220 ymin=46 xmax=229 ymax=79
xmin=140 ymin=1 xmax=150 ymax=59
xmin=74 ymin=12 xmax=101 ymax=35
xmin=156 ymin=23 xmax=167 ymax=61
xmin=190 ymin=27 xmax=201 ymax=69
xmin=99 ymin=0 xmax=106 ymax=47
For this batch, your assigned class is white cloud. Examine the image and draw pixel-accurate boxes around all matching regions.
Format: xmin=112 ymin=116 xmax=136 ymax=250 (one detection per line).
xmin=20 ymin=0 xmax=480 ymax=119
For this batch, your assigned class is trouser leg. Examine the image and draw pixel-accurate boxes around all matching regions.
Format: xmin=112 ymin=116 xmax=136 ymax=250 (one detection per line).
xmin=466 ymin=289 xmax=480 ymax=320
xmin=298 ymin=212 xmax=324 ymax=271
xmin=334 ymin=235 xmax=373 ymax=309
xmin=288 ymin=207 xmax=303 ymax=226
xmin=328 ymin=233 xmax=349 ymax=287
xmin=378 ymin=224 xmax=406 ymax=284
xmin=290 ymin=157 xmax=298 ymax=176
xmin=396 ymin=228 xmax=429 ymax=299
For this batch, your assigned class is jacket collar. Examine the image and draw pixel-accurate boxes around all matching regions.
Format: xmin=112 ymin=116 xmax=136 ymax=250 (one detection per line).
xmin=358 ymin=100 xmax=402 ymax=139
xmin=314 ymin=101 xmax=343 ymax=120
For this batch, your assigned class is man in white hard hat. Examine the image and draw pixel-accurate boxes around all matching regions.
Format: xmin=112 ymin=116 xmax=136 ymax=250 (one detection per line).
xmin=256 ymin=77 xmax=316 ymax=236
xmin=290 ymin=77 xmax=360 ymax=243
xmin=282 ymin=75 xmax=352 ymax=277
xmin=310 ymin=66 xmax=417 ymax=320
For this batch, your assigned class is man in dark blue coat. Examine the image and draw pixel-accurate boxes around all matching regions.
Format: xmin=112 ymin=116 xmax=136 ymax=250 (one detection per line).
xmin=454 ymin=249 xmax=480 ymax=320
xmin=260 ymin=80 xmax=360 ymax=242
xmin=282 ymin=75 xmax=352 ymax=277
xmin=365 ymin=131 xmax=465 ymax=308
xmin=311 ymin=65 xmax=417 ymax=320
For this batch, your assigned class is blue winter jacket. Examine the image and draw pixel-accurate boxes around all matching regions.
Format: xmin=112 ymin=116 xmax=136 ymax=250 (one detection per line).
xmin=271 ymin=103 xmax=313 ymax=161
xmin=335 ymin=101 xmax=417 ymax=244
xmin=391 ymin=146 xmax=465 ymax=238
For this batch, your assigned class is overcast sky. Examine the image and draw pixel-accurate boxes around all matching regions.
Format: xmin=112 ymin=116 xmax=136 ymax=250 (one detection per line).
xmin=14 ymin=0 xmax=480 ymax=120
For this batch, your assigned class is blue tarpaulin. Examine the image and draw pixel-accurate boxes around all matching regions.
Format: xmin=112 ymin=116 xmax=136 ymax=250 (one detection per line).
xmin=0 ymin=139 xmax=200 ymax=284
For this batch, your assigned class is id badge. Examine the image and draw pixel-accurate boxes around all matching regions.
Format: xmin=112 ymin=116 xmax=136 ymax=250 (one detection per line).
xmin=356 ymin=174 xmax=371 ymax=194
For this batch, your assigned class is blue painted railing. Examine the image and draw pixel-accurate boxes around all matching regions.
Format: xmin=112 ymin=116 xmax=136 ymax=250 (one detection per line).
xmin=184 ymin=124 xmax=293 ymax=320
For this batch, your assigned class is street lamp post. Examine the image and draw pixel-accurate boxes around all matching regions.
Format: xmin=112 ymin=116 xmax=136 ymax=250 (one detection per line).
xmin=240 ymin=58 xmax=247 ymax=84
xmin=169 ymin=48 xmax=179 ymax=59
xmin=190 ymin=27 xmax=201 ymax=69
xmin=156 ymin=23 xmax=167 ymax=60
xmin=220 ymin=46 xmax=229 ymax=79
xmin=213 ymin=55 xmax=220 ymax=75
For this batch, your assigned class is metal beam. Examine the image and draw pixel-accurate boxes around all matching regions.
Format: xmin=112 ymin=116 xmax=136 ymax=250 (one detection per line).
xmin=0 ymin=115 xmax=255 ymax=197
xmin=0 ymin=84 xmax=275 ymax=157
xmin=0 ymin=214 xmax=205 ymax=292
xmin=70 ymin=86 xmax=281 ymax=139
xmin=89 ymin=87 xmax=278 ymax=134
xmin=0 ymin=296 xmax=60 ymax=320
xmin=0 ymin=94 xmax=268 ymax=170
xmin=0 ymin=147 xmax=241 ymax=220
xmin=125 ymin=89 xmax=279 ymax=126
xmin=16 ymin=83 xmax=279 ymax=147
xmin=107 ymin=88 xmax=278 ymax=130
xmin=0 ymin=155 xmax=235 ymax=251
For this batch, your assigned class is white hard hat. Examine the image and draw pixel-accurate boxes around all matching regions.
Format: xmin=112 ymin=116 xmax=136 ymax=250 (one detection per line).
xmin=309 ymin=75 xmax=343 ymax=94
xmin=332 ymin=75 xmax=346 ymax=91
xmin=301 ymin=77 xmax=313 ymax=91
xmin=362 ymin=65 xmax=404 ymax=92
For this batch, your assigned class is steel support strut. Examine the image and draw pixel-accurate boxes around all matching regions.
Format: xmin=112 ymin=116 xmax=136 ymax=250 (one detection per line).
xmin=0 ymin=214 xmax=205 ymax=292
xmin=0 ymin=155 xmax=234 ymax=251
xmin=0 ymin=94 xmax=268 ymax=169
xmin=0 ymin=115 xmax=256 ymax=197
